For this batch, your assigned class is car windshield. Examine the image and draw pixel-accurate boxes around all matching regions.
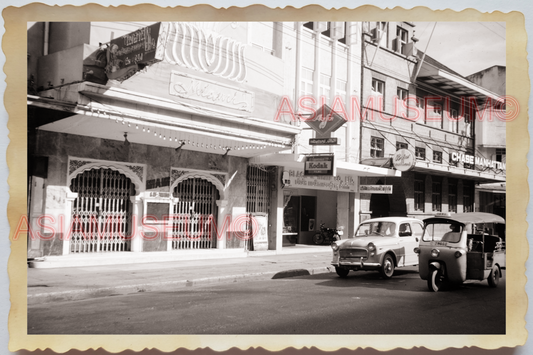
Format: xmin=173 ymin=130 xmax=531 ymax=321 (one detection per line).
xmin=354 ymin=221 xmax=396 ymax=237
xmin=423 ymin=222 xmax=463 ymax=243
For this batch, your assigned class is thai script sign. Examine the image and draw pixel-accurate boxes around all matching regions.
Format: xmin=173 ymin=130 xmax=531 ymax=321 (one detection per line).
xmin=309 ymin=138 xmax=339 ymax=145
xmin=304 ymin=155 xmax=334 ymax=176
xmin=282 ymin=169 xmax=356 ymax=192
xmin=451 ymin=152 xmax=506 ymax=170
xmin=170 ymin=72 xmax=255 ymax=112
xmin=360 ymin=185 xmax=393 ymax=194
xmin=106 ymin=22 xmax=169 ymax=81
xmin=392 ymin=149 xmax=416 ymax=172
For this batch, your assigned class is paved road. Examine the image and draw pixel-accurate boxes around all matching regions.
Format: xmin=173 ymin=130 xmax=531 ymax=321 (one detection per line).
xmin=28 ymin=267 xmax=505 ymax=335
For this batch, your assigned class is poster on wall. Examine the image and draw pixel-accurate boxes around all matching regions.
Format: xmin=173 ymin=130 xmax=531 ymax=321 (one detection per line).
xmin=251 ymin=213 xmax=268 ymax=251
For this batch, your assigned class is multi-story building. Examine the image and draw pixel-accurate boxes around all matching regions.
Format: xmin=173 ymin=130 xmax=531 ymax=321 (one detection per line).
xmin=357 ymin=22 xmax=506 ymax=222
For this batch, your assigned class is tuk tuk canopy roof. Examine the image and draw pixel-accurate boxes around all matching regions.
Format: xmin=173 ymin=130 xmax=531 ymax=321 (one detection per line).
xmin=423 ymin=212 xmax=505 ymax=225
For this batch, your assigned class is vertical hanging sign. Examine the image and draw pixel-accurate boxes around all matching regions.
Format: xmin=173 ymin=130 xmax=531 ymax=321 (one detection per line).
xmin=106 ymin=22 xmax=169 ymax=81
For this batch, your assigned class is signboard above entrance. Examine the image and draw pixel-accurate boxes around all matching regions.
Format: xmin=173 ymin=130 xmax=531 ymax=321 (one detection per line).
xmin=303 ymin=104 xmax=347 ymax=135
xmin=282 ymin=169 xmax=357 ymax=192
xmin=360 ymin=185 xmax=393 ymax=194
xmin=304 ymin=155 xmax=334 ymax=176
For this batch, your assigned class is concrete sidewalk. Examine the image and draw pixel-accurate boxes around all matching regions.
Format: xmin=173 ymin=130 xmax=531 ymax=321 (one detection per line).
xmin=27 ymin=245 xmax=335 ymax=305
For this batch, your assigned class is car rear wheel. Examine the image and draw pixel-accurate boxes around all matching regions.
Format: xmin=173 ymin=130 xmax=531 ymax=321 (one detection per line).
xmin=313 ymin=233 xmax=324 ymax=245
xmin=335 ymin=267 xmax=349 ymax=278
xmin=428 ymin=266 xmax=445 ymax=292
xmin=379 ymin=254 xmax=395 ymax=279
xmin=488 ymin=265 xmax=500 ymax=287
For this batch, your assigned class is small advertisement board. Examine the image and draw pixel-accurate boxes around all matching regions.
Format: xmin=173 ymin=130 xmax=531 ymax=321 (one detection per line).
xmin=304 ymin=155 xmax=334 ymax=176
xmin=360 ymin=185 xmax=393 ymax=194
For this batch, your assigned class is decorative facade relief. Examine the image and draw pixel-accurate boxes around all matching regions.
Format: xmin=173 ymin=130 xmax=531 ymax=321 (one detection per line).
xmin=164 ymin=22 xmax=248 ymax=83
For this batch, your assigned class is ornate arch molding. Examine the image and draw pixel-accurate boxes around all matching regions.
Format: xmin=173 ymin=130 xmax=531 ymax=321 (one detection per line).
xmin=170 ymin=168 xmax=226 ymax=200
xmin=67 ymin=157 xmax=146 ymax=195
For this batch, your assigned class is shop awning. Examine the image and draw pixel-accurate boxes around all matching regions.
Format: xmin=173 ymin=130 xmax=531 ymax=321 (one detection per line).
xmin=250 ymin=153 xmax=402 ymax=178
xmin=28 ymin=82 xmax=301 ymax=158
xmin=411 ymin=160 xmax=506 ymax=184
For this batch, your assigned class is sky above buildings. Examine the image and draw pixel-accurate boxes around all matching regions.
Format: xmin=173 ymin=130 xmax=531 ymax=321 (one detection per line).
xmin=412 ymin=22 xmax=506 ymax=77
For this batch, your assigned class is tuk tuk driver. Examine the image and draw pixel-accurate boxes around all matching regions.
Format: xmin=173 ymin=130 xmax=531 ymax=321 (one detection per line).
xmin=442 ymin=223 xmax=461 ymax=242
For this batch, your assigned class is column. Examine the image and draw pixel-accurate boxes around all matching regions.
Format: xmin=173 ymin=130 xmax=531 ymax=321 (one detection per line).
xmin=216 ymin=200 xmax=228 ymax=249
xmin=130 ymin=196 xmax=143 ymax=252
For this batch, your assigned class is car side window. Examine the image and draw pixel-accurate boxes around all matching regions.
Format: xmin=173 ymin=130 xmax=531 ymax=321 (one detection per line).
xmin=399 ymin=223 xmax=412 ymax=237
xmin=412 ymin=223 xmax=424 ymax=239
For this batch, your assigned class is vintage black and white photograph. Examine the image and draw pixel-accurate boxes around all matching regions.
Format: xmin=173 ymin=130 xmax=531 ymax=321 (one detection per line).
xmin=8 ymin=4 xmax=528 ymax=352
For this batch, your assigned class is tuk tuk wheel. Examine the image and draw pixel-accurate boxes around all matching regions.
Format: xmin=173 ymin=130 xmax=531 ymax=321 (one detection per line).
xmin=428 ymin=266 xmax=445 ymax=292
xmin=488 ymin=266 xmax=500 ymax=288
xmin=313 ymin=233 xmax=325 ymax=245
xmin=379 ymin=254 xmax=395 ymax=279
xmin=335 ymin=267 xmax=350 ymax=278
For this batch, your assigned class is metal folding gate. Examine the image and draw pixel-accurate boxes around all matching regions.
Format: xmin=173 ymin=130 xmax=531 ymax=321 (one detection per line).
xmin=171 ymin=178 xmax=219 ymax=249
xmin=245 ymin=166 xmax=271 ymax=250
xmin=70 ymin=168 xmax=134 ymax=253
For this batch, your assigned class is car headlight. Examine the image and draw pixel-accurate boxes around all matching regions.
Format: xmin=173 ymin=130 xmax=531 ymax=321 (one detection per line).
xmin=431 ymin=248 xmax=440 ymax=258
xmin=368 ymin=242 xmax=376 ymax=256
xmin=331 ymin=243 xmax=339 ymax=251
xmin=454 ymin=250 xmax=464 ymax=258
xmin=414 ymin=247 xmax=420 ymax=254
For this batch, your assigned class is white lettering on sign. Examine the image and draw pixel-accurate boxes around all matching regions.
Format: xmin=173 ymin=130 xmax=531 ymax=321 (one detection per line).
xmin=359 ymin=185 xmax=393 ymax=194
xmin=451 ymin=152 xmax=506 ymax=170
xmin=282 ymin=169 xmax=356 ymax=192
xmin=170 ymin=72 xmax=254 ymax=112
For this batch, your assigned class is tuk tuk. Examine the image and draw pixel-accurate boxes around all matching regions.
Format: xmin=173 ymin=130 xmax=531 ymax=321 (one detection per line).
xmin=415 ymin=212 xmax=505 ymax=292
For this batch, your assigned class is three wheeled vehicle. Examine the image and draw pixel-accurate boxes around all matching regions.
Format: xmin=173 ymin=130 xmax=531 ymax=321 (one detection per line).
xmin=415 ymin=212 xmax=505 ymax=292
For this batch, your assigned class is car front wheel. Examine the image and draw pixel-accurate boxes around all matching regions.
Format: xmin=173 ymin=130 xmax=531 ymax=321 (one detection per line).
xmin=379 ymin=254 xmax=395 ymax=279
xmin=428 ymin=266 xmax=445 ymax=292
xmin=488 ymin=265 xmax=500 ymax=287
xmin=335 ymin=267 xmax=349 ymax=278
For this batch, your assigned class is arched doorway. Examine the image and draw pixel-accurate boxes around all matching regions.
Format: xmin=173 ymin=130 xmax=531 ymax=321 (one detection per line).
xmin=70 ymin=168 xmax=136 ymax=253
xmin=172 ymin=177 xmax=220 ymax=249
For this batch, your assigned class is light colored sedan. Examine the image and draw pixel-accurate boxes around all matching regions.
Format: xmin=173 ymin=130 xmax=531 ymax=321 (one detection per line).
xmin=331 ymin=217 xmax=424 ymax=279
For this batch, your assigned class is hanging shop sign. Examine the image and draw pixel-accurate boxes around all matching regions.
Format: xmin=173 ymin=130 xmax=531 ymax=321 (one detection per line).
xmin=282 ymin=169 xmax=357 ymax=192
xmin=106 ymin=22 xmax=169 ymax=81
xmin=450 ymin=152 xmax=506 ymax=170
xmin=360 ymin=185 xmax=393 ymax=194
xmin=170 ymin=72 xmax=255 ymax=112
xmin=392 ymin=149 xmax=416 ymax=172
xmin=304 ymin=155 xmax=334 ymax=176
xmin=304 ymin=104 xmax=347 ymax=135
xmin=309 ymin=137 xmax=339 ymax=145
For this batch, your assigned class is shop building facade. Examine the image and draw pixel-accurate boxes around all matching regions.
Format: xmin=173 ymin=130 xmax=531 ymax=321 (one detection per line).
xmin=27 ymin=22 xmax=302 ymax=265
xmin=358 ymin=22 xmax=506 ymax=221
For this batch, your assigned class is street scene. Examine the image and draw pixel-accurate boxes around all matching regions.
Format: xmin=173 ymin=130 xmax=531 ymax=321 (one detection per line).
xmin=25 ymin=19 xmax=507 ymax=340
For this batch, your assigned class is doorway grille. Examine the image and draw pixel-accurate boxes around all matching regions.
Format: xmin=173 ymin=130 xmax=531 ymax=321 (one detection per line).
xmin=70 ymin=168 xmax=134 ymax=253
xmin=172 ymin=178 xmax=219 ymax=249
xmin=245 ymin=166 xmax=271 ymax=250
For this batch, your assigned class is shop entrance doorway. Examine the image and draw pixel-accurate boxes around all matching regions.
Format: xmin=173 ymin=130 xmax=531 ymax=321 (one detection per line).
xmin=70 ymin=168 xmax=135 ymax=253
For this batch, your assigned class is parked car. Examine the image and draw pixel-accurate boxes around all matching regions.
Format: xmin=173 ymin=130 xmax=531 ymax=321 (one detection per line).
xmin=331 ymin=217 xmax=424 ymax=279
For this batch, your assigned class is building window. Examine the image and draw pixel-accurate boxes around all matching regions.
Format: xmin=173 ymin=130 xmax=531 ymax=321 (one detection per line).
xmin=415 ymin=146 xmax=426 ymax=160
xmin=463 ymin=181 xmax=474 ymax=212
xmin=396 ymin=141 xmax=408 ymax=151
xmin=303 ymin=22 xmax=347 ymax=43
xmin=433 ymin=151 xmax=443 ymax=164
xmin=372 ymin=79 xmax=385 ymax=110
xmin=396 ymin=26 xmax=408 ymax=54
xmin=371 ymin=137 xmax=384 ymax=158
xmin=449 ymin=109 xmax=459 ymax=133
xmin=496 ymin=148 xmax=506 ymax=163
xmin=416 ymin=96 xmax=425 ymax=122
xmin=448 ymin=179 xmax=457 ymax=213
xmin=319 ymin=73 xmax=331 ymax=103
xmin=300 ymin=67 xmax=314 ymax=98
xmin=397 ymin=87 xmax=408 ymax=101
xmin=414 ymin=174 xmax=425 ymax=212
xmin=432 ymin=179 xmax=442 ymax=212
xmin=336 ymin=78 xmax=347 ymax=97
xmin=375 ymin=22 xmax=388 ymax=47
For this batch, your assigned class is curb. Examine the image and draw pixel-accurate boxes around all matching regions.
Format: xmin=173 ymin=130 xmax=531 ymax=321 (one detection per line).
xmin=28 ymin=266 xmax=334 ymax=305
